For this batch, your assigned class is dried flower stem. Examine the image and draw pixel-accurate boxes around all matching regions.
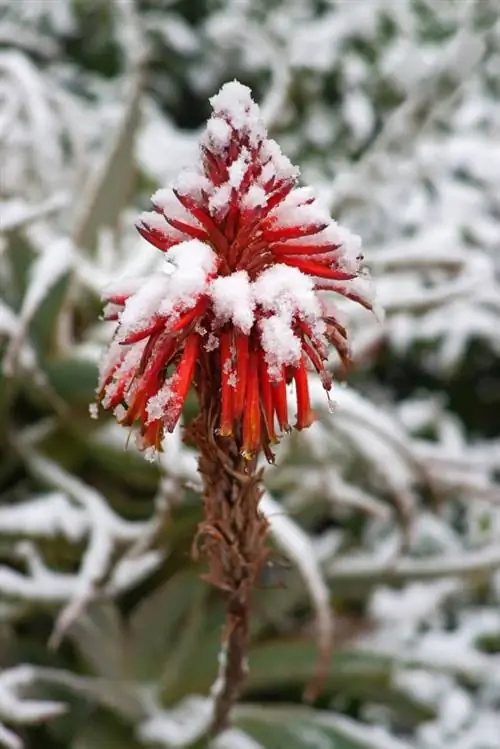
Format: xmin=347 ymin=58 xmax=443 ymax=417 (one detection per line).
xmin=190 ymin=369 xmax=269 ymax=734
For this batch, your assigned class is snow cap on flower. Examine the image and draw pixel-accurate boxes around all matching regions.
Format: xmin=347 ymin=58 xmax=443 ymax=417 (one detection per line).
xmin=96 ymin=80 xmax=371 ymax=460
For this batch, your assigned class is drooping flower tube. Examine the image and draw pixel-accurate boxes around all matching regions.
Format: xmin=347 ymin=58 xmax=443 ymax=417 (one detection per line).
xmin=96 ymin=81 xmax=371 ymax=460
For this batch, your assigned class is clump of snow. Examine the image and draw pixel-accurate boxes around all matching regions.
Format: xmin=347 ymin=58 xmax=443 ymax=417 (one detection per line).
xmin=208 ymin=183 xmax=232 ymax=217
xmin=253 ymin=265 xmax=322 ymax=377
xmin=259 ymin=315 xmax=302 ymax=377
xmin=241 ymin=184 xmax=267 ymax=209
xmin=204 ymin=117 xmax=233 ymax=153
xmin=210 ymin=271 xmax=255 ymax=333
xmin=172 ymin=170 xmax=213 ymax=202
xmin=146 ymin=382 xmax=175 ymax=424
xmin=259 ymin=138 xmax=300 ymax=182
xmin=117 ymin=274 xmax=170 ymax=334
xmin=253 ymin=264 xmax=320 ymax=320
xmin=114 ymin=240 xmax=216 ymax=341
xmin=208 ymin=80 xmax=266 ymax=149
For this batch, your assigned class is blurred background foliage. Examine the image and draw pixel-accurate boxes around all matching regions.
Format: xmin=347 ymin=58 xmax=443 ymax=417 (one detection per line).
xmin=0 ymin=1 xmax=499 ymax=748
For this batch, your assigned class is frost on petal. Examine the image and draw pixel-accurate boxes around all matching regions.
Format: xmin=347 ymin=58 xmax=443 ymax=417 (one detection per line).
xmin=253 ymin=265 xmax=321 ymax=322
xmin=270 ymin=194 xmax=330 ymax=229
xmin=259 ymin=315 xmax=302 ymax=378
xmin=118 ymin=274 xmax=171 ymax=339
xmin=208 ymin=80 xmax=266 ymax=148
xmin=208 ymin=184 xmax=232 ymax=217
xmin=150 ymin=189 xmax=205 ymax=231
xmin=241 ymin=184 xmax=268 ymax=210
xmin=210 ymin=271 xmax=255 ymax=333
xmin=173 ymin=170 xmax=213 ymax=203
xmin=204 ymin=117 xmax=233 ymax=154
xmin=259 ymin=138 xmax=300 ymax=182
xmin=146 ymin=382 xmax=174 ymax=424
xmin=158 ymin=240 xmax=217 ymax=314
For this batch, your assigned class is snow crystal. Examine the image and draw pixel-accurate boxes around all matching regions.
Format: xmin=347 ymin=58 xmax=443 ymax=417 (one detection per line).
xmin=174 ymin=169 xmax=212 ymax=202
xmin=252 ymin=265 xmax=323 ymax=375
xmin=102 ymin=276 xmax=143 ymax=301
xmin=149 ymin=189 xmax=203 ymax=227
xmin=259 ymin=138 xmax=299 ymax=182
xmin=146 ymin=382 xmax=175 ymax=423
xmin=100 ymin=342 xmax=145 ymax=404
xmin=136 ymin=210 xmax=168 ymax=234
xmin=271 ymin=199 xmax=330 ymax=229
xmin=205 ymin=331 xmax=219 ymax=351
xmin=210 ymin=271 xmax=255 ymax=333
xmin=228 ymin=151 xmax=250 ymax=189
xmin=208 ymin=183 xmax=232 ymax=217
xmin=204 ymin=116 xmax=232 ymax=154
xmin=260 ymin=160 xmax=278 ymax=186
xmin=157 ymin=239 xmax=217 ymax=316
xmin=253 ymin=264 xmax=320 ymax=321
xmin=118 ymin=273 xmax=170 ymax=334
xmin=88 ymin=403 xmax=98 ymax=420
xmin=97 ymin=339 xmax=125 ymax=387
xmin=208 ymin=80 xmax=265 ymax=147
xmin=111 ymin=404 xmax=126 ymax=423
xmin=259 ymin=315 xmax=302 ymax=377
xmin=242 ymin=184 xmax=267 ymax=209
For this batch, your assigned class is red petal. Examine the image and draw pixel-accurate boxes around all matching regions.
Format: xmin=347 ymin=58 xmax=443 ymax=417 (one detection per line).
xmin=167 ymin=298 xmax=208 ymax=334
xmin=119 ymin=317 xmax=165 ymax=345
xmin=258 ymin=356 xmax=278 ymax=444
xmin=301 ymin=337 xmax=326 ymax=378
xmin=165 ymin=216 xmax=208 ymax=242
xmin=271 ymin=242 xmax=340 ymax=256
xmin=136 ymin=223 xmax=179 ymax=252
xmin=164 ymin=333 xmax=199 ymax=431
xmin=242 ymin=349 xmax=261 ymax=458
xmin=263 ymin=223 xmax=328 ymax=241
xmin=282 ymin=257 xmax=356 ymax=281
xmin=141 ymin=419 xmax=164 ymax=451
xmin=233 ymin=332 xmax=249 ymax=418
xmin=264 ymin=181 xmax=295 ymax=211
xmin=272 ymin=366 xmax=289 ymax=432
xmin=173 ymin=190 xmax=229 ymax=252
xmin=294 ymin=356 xmax=315 ymax=430
xmin=219 ymin=330 xmax=234 ymax=437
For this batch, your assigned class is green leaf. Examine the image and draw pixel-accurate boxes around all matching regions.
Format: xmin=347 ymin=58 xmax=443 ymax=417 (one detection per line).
xmin=30 ymin=271 xmax=72 ymax=360
xmin=245 ymin=639 xmax=435 ymax=724
xmin=72 ymin=70 xmax=142 ymax=252
xmin=236 ymin=705 xmax=414 ymax=749
xmin=70 ymin=602 xmax=125 ymax=680
xmin=126 ymin=568 xmax=207 ymax=682
xmin=45 ymin=357 xmax=98 ymax=405
xmin=72 ymin=712 xmax=144 ymax=749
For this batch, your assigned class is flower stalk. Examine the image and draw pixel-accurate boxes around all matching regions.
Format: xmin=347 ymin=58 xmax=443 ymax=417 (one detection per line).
xmin=95 ymin=79 xmax=371 ymax=733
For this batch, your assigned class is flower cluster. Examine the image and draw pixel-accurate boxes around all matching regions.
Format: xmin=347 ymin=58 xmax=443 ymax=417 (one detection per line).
xmin=96 ymin=81 xmax=370 ymax=460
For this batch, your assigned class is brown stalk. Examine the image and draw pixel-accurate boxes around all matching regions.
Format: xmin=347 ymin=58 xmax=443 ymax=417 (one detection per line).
xmin=189 ymin=366 xmax=270 ymax=735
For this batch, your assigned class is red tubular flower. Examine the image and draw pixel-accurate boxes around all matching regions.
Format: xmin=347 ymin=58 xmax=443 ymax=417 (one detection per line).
xmin=96 ymin=81 xmax=371 ymax=460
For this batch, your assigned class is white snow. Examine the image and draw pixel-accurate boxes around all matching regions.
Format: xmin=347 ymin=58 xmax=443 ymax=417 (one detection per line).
xmin=258 ymin=315 xmax=302 ymax=377
xmin=253 ymin=264 xmax=320 ymax=321
xmin=204 ymin=116 xmax=233 ymax=153
xmin=208 ymin=80 xmax=266 ymax=148
xmin=210 ymin=271 xmax=255 ymax=333
xmin=114 ymin=239 xmax=216 ymax=341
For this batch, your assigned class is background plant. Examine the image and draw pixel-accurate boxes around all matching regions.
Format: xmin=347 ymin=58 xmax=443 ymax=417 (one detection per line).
xmin=0 ymin=1 xmax=499 ymax=748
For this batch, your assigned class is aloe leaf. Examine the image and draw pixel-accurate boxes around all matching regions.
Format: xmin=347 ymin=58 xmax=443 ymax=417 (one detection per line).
xmin=126 ymin=569 xmax=207 ymax=682
xmin=236 ymin=704 xmax=415 ymax=749
xmin=72 ymin=70 xmax=142 ymax=252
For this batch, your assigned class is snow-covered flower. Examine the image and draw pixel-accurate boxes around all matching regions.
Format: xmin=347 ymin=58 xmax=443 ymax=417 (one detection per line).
xmin=96 ymin=81 xmax=370 ymax=459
